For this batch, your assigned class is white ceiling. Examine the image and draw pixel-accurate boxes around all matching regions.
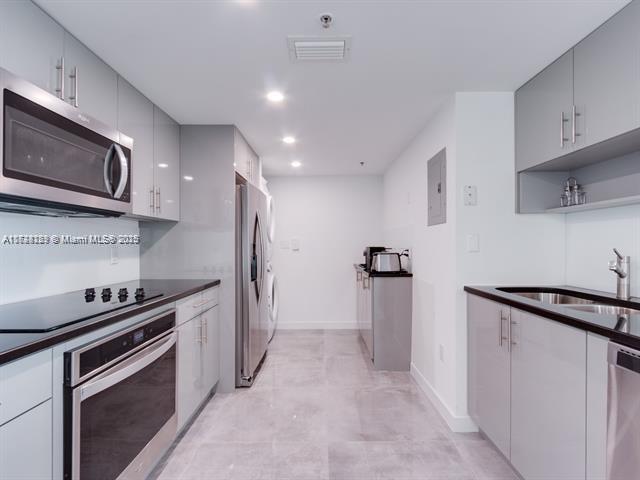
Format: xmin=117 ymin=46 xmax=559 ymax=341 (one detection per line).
xmin=36 ymin=0 xmax=629 ymax=176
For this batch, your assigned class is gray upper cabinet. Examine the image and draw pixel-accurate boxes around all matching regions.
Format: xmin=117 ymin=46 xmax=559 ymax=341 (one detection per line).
xmin=573 ymin=1 xmax=640 ymax=150
xmin=515 ymin=50 xmax=574 ymax=172
xmin=467 ymin=295 xmax=510 ymax=458
xmin=510 ymin=309 xmax=586 ymax=480
xmin=63 ymin=32 xmax=118 ymax=127
xmin=118 ymin=77 xmax=155 ymax=217
xmin=153 ymin=106 xmax=181 ymax=221
xmin=0 ymin=0 xmax=64 ymax=95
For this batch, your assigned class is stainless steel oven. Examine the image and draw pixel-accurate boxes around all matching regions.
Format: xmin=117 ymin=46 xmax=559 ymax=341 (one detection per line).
xmin=0 ymin=67 xmax=132 ymax=216
xmin=64 ymin=310 xmax=177 ymax=480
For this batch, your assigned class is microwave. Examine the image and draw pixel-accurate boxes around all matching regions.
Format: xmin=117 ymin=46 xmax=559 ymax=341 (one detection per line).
xmin=0 ymin=67 xmax=132 ymax=217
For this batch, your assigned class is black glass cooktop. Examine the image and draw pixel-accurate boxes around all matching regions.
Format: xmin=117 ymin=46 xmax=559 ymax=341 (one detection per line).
xmin=0 ymin=280 xmax=164 ymax=333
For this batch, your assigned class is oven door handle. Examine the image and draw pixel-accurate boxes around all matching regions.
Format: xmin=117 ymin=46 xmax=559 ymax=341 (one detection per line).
xmin=80 ymin=332 xmax=176 ymax=401
xmin=103 ymin=143 xmax=129 ymax=199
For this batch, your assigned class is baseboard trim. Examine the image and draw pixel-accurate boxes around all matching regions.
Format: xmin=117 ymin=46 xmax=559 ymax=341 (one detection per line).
xmin=277 ymin=321 xmax=358 ymax=330
xmin=410 ymin=362 xmax=478 ymax=433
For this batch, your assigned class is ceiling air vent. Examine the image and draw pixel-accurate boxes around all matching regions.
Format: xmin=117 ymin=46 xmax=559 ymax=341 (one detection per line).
xmin=287 ymin=36 xmax=352 ymax=62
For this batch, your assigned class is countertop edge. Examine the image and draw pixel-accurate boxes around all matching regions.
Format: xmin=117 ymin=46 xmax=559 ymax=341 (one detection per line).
xmin=0 ymin=279 xmax=220 ymax=366
xmin=353 ymin=263 xmax=413 ymax=278
xmin=464 ymin=285 xmax=640 ymax=350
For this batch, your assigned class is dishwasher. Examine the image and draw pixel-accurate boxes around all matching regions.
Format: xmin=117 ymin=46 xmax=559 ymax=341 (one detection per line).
xmin=607 ymin=342 xmax=640 ymax=480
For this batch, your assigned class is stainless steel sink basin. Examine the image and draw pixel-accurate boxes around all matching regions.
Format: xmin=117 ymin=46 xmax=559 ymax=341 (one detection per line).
xmin=505 ymin=291 xmax=597 ymax=305
xmin=564 ymin=304 xmax=640 ymax=316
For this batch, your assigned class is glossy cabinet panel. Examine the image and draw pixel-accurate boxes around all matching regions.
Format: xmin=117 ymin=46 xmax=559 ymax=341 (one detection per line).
xmin=573 ymin=1 xmax=640 ymax=150
xmin=510 ymin=309 xmax=586 ymax=480
xmin=515 ymin=50 xmax=574 ymax=172
xmin=153 ymin=106 xmax=181 ymax=221
xmin=234 ymin=128 xmax=260 ymax=186
xmin=0 ymin=348 xmax=52 ymax=425
xmin=117 ymin=77 xmax=155 ymax=217
xmin=0 ymin=0 xmax=64 ymax=95
xmin=177 ymin=316 xmax=203 ymax=431
xmin=0 ymin=399 xmax=52 ymax=480
xmin=202 ymin=306 xmax=220 ymax=394
xmin=586 ymin=333 xmax=608 ymax=480
xmin=467 ymin=296 xmax=510 ymax=458
xmin=63 ymin=32 xmax=118 ymax=126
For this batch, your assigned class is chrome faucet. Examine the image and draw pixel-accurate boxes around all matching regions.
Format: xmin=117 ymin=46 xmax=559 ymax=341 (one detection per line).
xmin=609 ymin=248 xmax=631 ymax=300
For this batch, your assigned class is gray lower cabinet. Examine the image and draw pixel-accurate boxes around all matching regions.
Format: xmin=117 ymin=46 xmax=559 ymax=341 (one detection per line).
xmin=573 ymin=0 xmax=640 ymax=151
xmin=467 ymin=295 xmax=510 ymax=458
xmin=515 ymin=50 xmax=574 ymax=172
xmin=177 ymin=305 xmax=220 ymax=431
xmin=0 ymin=0 xmax=64 ymax=95
xmin=586 ymin=333 xmax=608 ymax=480
xmin=0 ymin=399 xmax=52 ymax=480
xmin=63 ymin=31 xmax=118 ymax=127
xmin=510 ymin=309 xmax=587 ymax=480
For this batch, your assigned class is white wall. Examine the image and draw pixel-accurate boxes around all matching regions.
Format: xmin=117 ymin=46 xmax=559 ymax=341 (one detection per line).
xmin=0 ymin=213 xmax=139 ymax=304
xmin=565 ymin=205 xmax=640 ymax=297
xmin=267 ymin=175 xmax=384 ymax=329
xmin=383 ymin=93 xmax=566 ymax=431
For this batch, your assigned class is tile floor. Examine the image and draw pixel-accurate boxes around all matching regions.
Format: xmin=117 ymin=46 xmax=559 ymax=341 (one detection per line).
xmin=152 ymin=330 xmax=518 ymax=480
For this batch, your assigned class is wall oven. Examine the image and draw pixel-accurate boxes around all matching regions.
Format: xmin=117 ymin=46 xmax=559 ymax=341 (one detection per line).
xmin=0 ymin=67 xmax=132 ymax=216
xmin=64 ymin=310 xmax=177 ymax=480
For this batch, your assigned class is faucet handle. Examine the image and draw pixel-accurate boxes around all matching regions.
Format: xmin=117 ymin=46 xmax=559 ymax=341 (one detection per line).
xmin=609 ymin=260 xmax=619 ymax=271
xmin=613 ymin=248 xmax=624 ymax=261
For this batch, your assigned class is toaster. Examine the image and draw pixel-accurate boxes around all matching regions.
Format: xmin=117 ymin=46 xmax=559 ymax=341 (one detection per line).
xmin=371 ymin=252 xmax=402 ymax=273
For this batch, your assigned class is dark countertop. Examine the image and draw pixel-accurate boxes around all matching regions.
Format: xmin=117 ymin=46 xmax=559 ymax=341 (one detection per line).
xmin=354 ymin=263 xmax=413 ymax=278
xmin=0 ymin=278 xmax=220 ymax=366
xmin=465 ymin=285 xmax=640 ymax=350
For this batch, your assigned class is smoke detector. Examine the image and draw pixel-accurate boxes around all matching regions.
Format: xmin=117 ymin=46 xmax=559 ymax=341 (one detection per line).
xmin=287 ymin=36 xmax=352 ymax=62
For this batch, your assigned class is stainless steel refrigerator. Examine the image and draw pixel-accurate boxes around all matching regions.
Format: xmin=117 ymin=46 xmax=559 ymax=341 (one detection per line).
xmin=235 ymin=181 xmax=269 ymax=387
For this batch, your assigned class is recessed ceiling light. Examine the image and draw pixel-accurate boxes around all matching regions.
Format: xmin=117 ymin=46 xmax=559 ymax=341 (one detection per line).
xmin=290 ymin=160 xmax=302 ymax=168
xmin=282 ymin=136 xmax=296 ymax=144
xmin=183 ymin=175 xmax=194 ymax=181
xmin=157 ymin=163 xmax=169 ymax=168
xmin=266 ymin=91 xmax=284 ymax=103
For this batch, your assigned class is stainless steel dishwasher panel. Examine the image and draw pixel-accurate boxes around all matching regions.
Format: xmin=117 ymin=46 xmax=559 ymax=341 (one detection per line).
xmin=607 ymin=342 xmax=640 ymax=480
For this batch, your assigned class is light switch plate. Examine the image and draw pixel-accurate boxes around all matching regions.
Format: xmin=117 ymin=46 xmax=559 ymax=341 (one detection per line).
xmin=463 ymin=185 xmax=477 ymax=206
xmin=291 ymin=238 xmax=300 ymax=251
xmin=466 ymin=234 xmax=480 ymax=253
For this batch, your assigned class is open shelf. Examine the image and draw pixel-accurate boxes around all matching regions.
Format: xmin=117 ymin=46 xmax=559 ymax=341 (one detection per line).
xmin=545 ymin=194 xmax=640 ymax=214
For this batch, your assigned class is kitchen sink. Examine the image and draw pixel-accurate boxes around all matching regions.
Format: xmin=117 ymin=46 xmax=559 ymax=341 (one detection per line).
xmin=564 ymin=304 xmax=640 ymax=316
xmin=499 ymin=289 xmax=597 ymax=305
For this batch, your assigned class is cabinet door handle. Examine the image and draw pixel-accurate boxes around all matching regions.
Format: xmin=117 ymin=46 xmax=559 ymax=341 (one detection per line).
xmin=149 ymin=188 xmax=155 ymax=214
xmin=571 ymin=105 xmax=581 ymax=144
xmin=69 ymin=67 xmax=79 ymax=108
xmin=202 ymin=318 xmax=208 ymax=344
xmin=55 ymin=57 xmax=65 ymax=99
xmin=357 ymin=271 xmax=362 ymax=282
xmin=155 ymin=188 xmax=161 ymax=214
xmin=560 ymin=111 xmax=569 ymax=148
xmin=196 ymin=320 xmax=203 ymax=344
xmin=509 ymin=319 xmax=518 ymax=349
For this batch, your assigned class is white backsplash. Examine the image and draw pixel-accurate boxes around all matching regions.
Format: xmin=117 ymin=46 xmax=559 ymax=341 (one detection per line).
xmin=0 ymin=212 xmax=140 ymax=305
xmin=565 ymin=204 xmax=640 ymax=298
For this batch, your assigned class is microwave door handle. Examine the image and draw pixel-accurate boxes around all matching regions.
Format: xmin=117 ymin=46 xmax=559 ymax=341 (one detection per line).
xmin=112 ymin=144 xmax=129 ymax=199
xmin=79 ymin=332 xmax=176 ymax=401
xmin=103 ymin=144 xmax=116 ymax=196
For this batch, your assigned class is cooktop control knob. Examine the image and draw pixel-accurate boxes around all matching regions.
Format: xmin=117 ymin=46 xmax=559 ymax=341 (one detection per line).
xmin=134 ymin=287 xmax=145 ymax=300
xmin=101 ymin=288 xmax=112 ymax=297
xmin=118 ymin=288 xmax=128 ymax=297
xmin=85 ymin=288 xmax=95 ymax=297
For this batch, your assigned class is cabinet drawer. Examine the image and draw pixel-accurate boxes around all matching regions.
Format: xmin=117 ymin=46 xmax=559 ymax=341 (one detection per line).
xmin=0 ymin=349 xmax=52 ymax=425
xmin=201 ymin=287 xmax=219 ymax=310
xmin=176 ymin=292 xmax=203 ymax=325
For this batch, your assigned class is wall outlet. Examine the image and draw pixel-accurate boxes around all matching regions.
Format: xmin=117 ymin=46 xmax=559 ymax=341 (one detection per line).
xmin=439 ymin=344 xmax=445 ymax=362
xmin=463 ymin=185 xmax=478 ymax=206
xmin=110 ymin=245 xmax=119 ymax=265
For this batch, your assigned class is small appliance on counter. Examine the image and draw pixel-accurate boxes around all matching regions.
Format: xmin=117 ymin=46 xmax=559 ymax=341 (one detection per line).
xmin=363 ymin=246 xmax=386 ymax=272
xmin=371 ymin=251 xmax=402 ymax=273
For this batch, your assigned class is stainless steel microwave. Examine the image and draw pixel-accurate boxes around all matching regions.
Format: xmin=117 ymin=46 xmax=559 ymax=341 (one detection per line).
xmin=0 ymin=67 xmax=133 ymax=217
